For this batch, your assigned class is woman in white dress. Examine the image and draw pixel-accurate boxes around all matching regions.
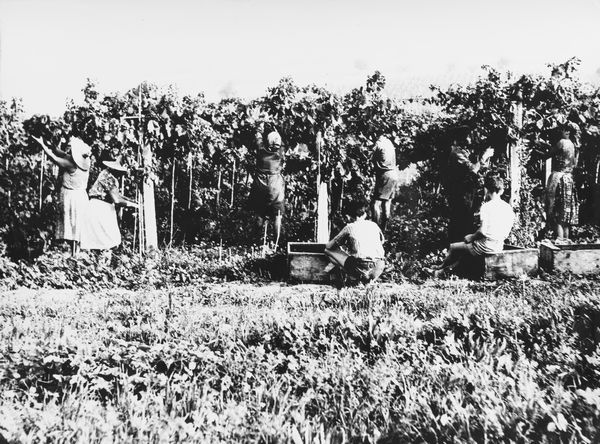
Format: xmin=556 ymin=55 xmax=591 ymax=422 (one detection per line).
xmin=33 ymin=136 xmax=91 ymax=255
xmin=80 ymin=157 xmax=137 ymax=256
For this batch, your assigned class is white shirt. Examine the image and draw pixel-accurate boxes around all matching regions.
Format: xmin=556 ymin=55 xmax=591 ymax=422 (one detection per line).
xmin=478 ymin=198 xmax=515 ymax=252
xmin=330 ymin=219 xmax=385 ymax=259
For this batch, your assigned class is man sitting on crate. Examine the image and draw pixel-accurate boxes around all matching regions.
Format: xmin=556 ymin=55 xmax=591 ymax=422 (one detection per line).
xmin=429 ymin=174 xmax=515 ymax=278
xmin=324 ymin=199 xmax=386 ymax=285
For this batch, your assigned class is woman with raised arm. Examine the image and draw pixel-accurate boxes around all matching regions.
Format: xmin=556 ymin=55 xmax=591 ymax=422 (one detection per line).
xmin=32 ymin=136 xmax=91 ymax=255
xmin=80 ymin=155 xmax=137 ymax=261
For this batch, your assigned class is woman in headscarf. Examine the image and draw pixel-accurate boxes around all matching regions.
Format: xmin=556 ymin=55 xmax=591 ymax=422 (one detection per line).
xmin=33 ymin=136 xmax=91 ymax=255
xmin=80 ymin=155 xmax=137 ymax=256
xmin=545 ymin=125 xmax=579 ymax=240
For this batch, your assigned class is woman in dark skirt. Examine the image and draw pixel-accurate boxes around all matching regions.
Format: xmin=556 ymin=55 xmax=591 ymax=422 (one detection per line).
xmin=249 ymin=129 xmax=285 ymax=250
xmin=545 ymin=126 xmax=579 ymax=240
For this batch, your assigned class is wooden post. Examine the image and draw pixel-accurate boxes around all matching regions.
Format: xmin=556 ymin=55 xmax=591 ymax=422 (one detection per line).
xmin=119 ymin=176 xmax=125 ymax=219
xmin=142 ymin=143 xmax=158 ymax=252
xmin=340 ymin=178 xmax=345 ymax=214
xmin=315 ymin=131 xmax=329 ymax=242
xmin=5 ymin=158 xmax=10 ymax=208
xmin=187 ymin=152 xmax=193 ymax=210
xmin=544 ymin=158 xmax=552 ymax=187
xmin=169 ymin=158 xmax=176 ymax=246
xmin=508 ymin=97 xmax=523 ymax=207
xmin=230 ymin=159 xmax=236 ymax=207
xmin=216 ymin=168 xmax=222 ymax=209
xmin=123 ymin=83 xmax=157 ymax=254
xmin=39 ymin=151 xmax=45 ymax=211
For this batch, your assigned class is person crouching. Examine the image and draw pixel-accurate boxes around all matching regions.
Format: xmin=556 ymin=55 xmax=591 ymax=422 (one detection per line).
xmin=324 ymin=199 xmax=386 ymax=285
xmin=431 ymin=174 xmax=514 ymax=278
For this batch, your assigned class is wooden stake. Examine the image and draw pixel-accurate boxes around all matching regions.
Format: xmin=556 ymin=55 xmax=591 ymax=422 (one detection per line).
xmin=169 ymin=158 xmax=176 ymax=246
xmin=340 ymin=178 xmax=345 ymax=213
xmin=39 ymin=151 xmax=46 ymax=212
xmin=188 ymin=153 xmax=193 ymax=210
xmin=216 ymin=168 xmax=222 ymax=209
xmin=508 ymin=96 xmax=523 ymax=207
xmin=230 ymin=159 xmax=236 ymax=207
xmin=133 ymin=189 xmax=138 ymax=254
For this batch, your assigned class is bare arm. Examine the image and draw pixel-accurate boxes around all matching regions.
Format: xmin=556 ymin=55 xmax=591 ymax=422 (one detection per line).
xmin=32 ymin=136 xmax=76 ymax=169
xmin=108 ymin=189 xmax=137 ymax=208
xmin=325 ymin=226 xmax=347 ymax=251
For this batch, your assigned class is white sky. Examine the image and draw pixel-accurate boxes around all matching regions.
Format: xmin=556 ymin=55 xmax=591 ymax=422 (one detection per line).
xmin=2 ymin=0 xmax=600 ymax=116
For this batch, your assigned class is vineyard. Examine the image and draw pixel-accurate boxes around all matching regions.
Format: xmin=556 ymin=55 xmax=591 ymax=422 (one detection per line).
xmin=1 ymin=58 xmax=600 ymax=443
xmin=1 ymin=58 xmax=600 ymax=263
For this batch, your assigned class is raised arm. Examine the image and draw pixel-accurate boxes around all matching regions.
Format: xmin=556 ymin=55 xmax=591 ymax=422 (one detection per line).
xmin=32 ymin=136 xmax=76 ymax=169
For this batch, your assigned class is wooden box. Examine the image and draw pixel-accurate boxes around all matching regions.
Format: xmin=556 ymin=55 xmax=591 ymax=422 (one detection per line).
xmin=288 ymin=242 xmax=330 ymax=283
xmin=539 ymin=241 xmax=600 ymax=275
xmin=482 ymin=244 xmax=539 ymax=280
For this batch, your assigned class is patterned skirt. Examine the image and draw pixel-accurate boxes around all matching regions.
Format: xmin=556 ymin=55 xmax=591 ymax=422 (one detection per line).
xmin=55 ymin=187 xmax=89 ymax=242
xmin=546 ymin=172 xmax=579 ymax=226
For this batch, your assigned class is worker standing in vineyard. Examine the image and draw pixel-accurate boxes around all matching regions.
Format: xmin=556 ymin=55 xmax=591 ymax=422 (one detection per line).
xmin=249 ymin=127 xmax=285 ymax=252
xmin=80 ymin=155 xmax=137 ymax=263
xmin=371 ymin=135 xmax=400 ymax=231
xmin=445 ymin=126 xmax=493 ymax=243
xmin=32 ymin=136 xmax=91 ymax=256
xmin=545 ymin=124 xmax=579 ymax=241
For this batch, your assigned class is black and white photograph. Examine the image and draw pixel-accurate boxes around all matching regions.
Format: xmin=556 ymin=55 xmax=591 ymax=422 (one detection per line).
xmin=1 ymin=0 xmax=600 ymax=442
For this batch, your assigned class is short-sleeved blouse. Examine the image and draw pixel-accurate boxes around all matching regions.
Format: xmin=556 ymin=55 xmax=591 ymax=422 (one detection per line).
xmin=88 ymin=169 xmax=119 ymax=202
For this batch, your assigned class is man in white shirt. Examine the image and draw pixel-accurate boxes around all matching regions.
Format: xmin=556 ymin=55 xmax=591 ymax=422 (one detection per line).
xmin=431 ymin=174 xmax=515 ymax=278
xmin=325 ymin=200 xmax=386 ymax=285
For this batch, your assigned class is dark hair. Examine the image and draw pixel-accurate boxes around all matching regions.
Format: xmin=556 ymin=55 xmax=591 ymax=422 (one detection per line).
xmin=449 ymin=125 xmax=471 ymax=144
xmin=484 ymin=174 xmax=504 ymax=193
xmin=346 ymin=198 xmax=369 ymax=219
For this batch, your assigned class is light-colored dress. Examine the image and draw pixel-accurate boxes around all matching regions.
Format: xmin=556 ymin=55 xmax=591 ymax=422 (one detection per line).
xmin=80 ymin=170 xmax=121 ymax=250
xmin=56 ymin=168 xmax=89 ymax=242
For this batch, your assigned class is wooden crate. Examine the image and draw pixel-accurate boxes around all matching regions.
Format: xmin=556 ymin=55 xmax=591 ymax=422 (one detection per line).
xmin=539 ymin=241 xmax=600 ymax=275
xmin=287 ymin=242 xmax=330 ymax=283
xmin=482 ymin=245 xmax=539 ymax=280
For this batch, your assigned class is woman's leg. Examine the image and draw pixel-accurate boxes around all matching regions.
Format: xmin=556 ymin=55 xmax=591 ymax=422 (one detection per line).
xmin=556 ymin=223 xmax=565 ymax=239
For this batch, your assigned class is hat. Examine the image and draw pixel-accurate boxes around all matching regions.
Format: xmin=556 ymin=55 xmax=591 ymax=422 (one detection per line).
xmin=375 ymin=136 xmax=394 ymax=151
xmin=102 ymin=156 xmax=128 ymax=173
xmin=69 ymin=137 xmax=92 ymax=171
xmin=267 ymin=131 xmax=282 ymax=148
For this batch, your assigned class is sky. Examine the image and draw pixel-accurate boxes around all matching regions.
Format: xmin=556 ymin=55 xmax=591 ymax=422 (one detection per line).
xmin=1 ymin=0 xmax=600 ymax=116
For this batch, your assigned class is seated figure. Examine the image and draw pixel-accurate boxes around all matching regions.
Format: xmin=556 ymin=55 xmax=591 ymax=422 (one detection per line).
xmin=324 ymin=200 xmax=386 ymax=285
xmin=432 ymin=174 xmax=515 ymax=278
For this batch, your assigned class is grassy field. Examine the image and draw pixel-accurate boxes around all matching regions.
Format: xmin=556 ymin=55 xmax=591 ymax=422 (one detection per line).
xmin=1 ymin=278 xmax=600 ymax=443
